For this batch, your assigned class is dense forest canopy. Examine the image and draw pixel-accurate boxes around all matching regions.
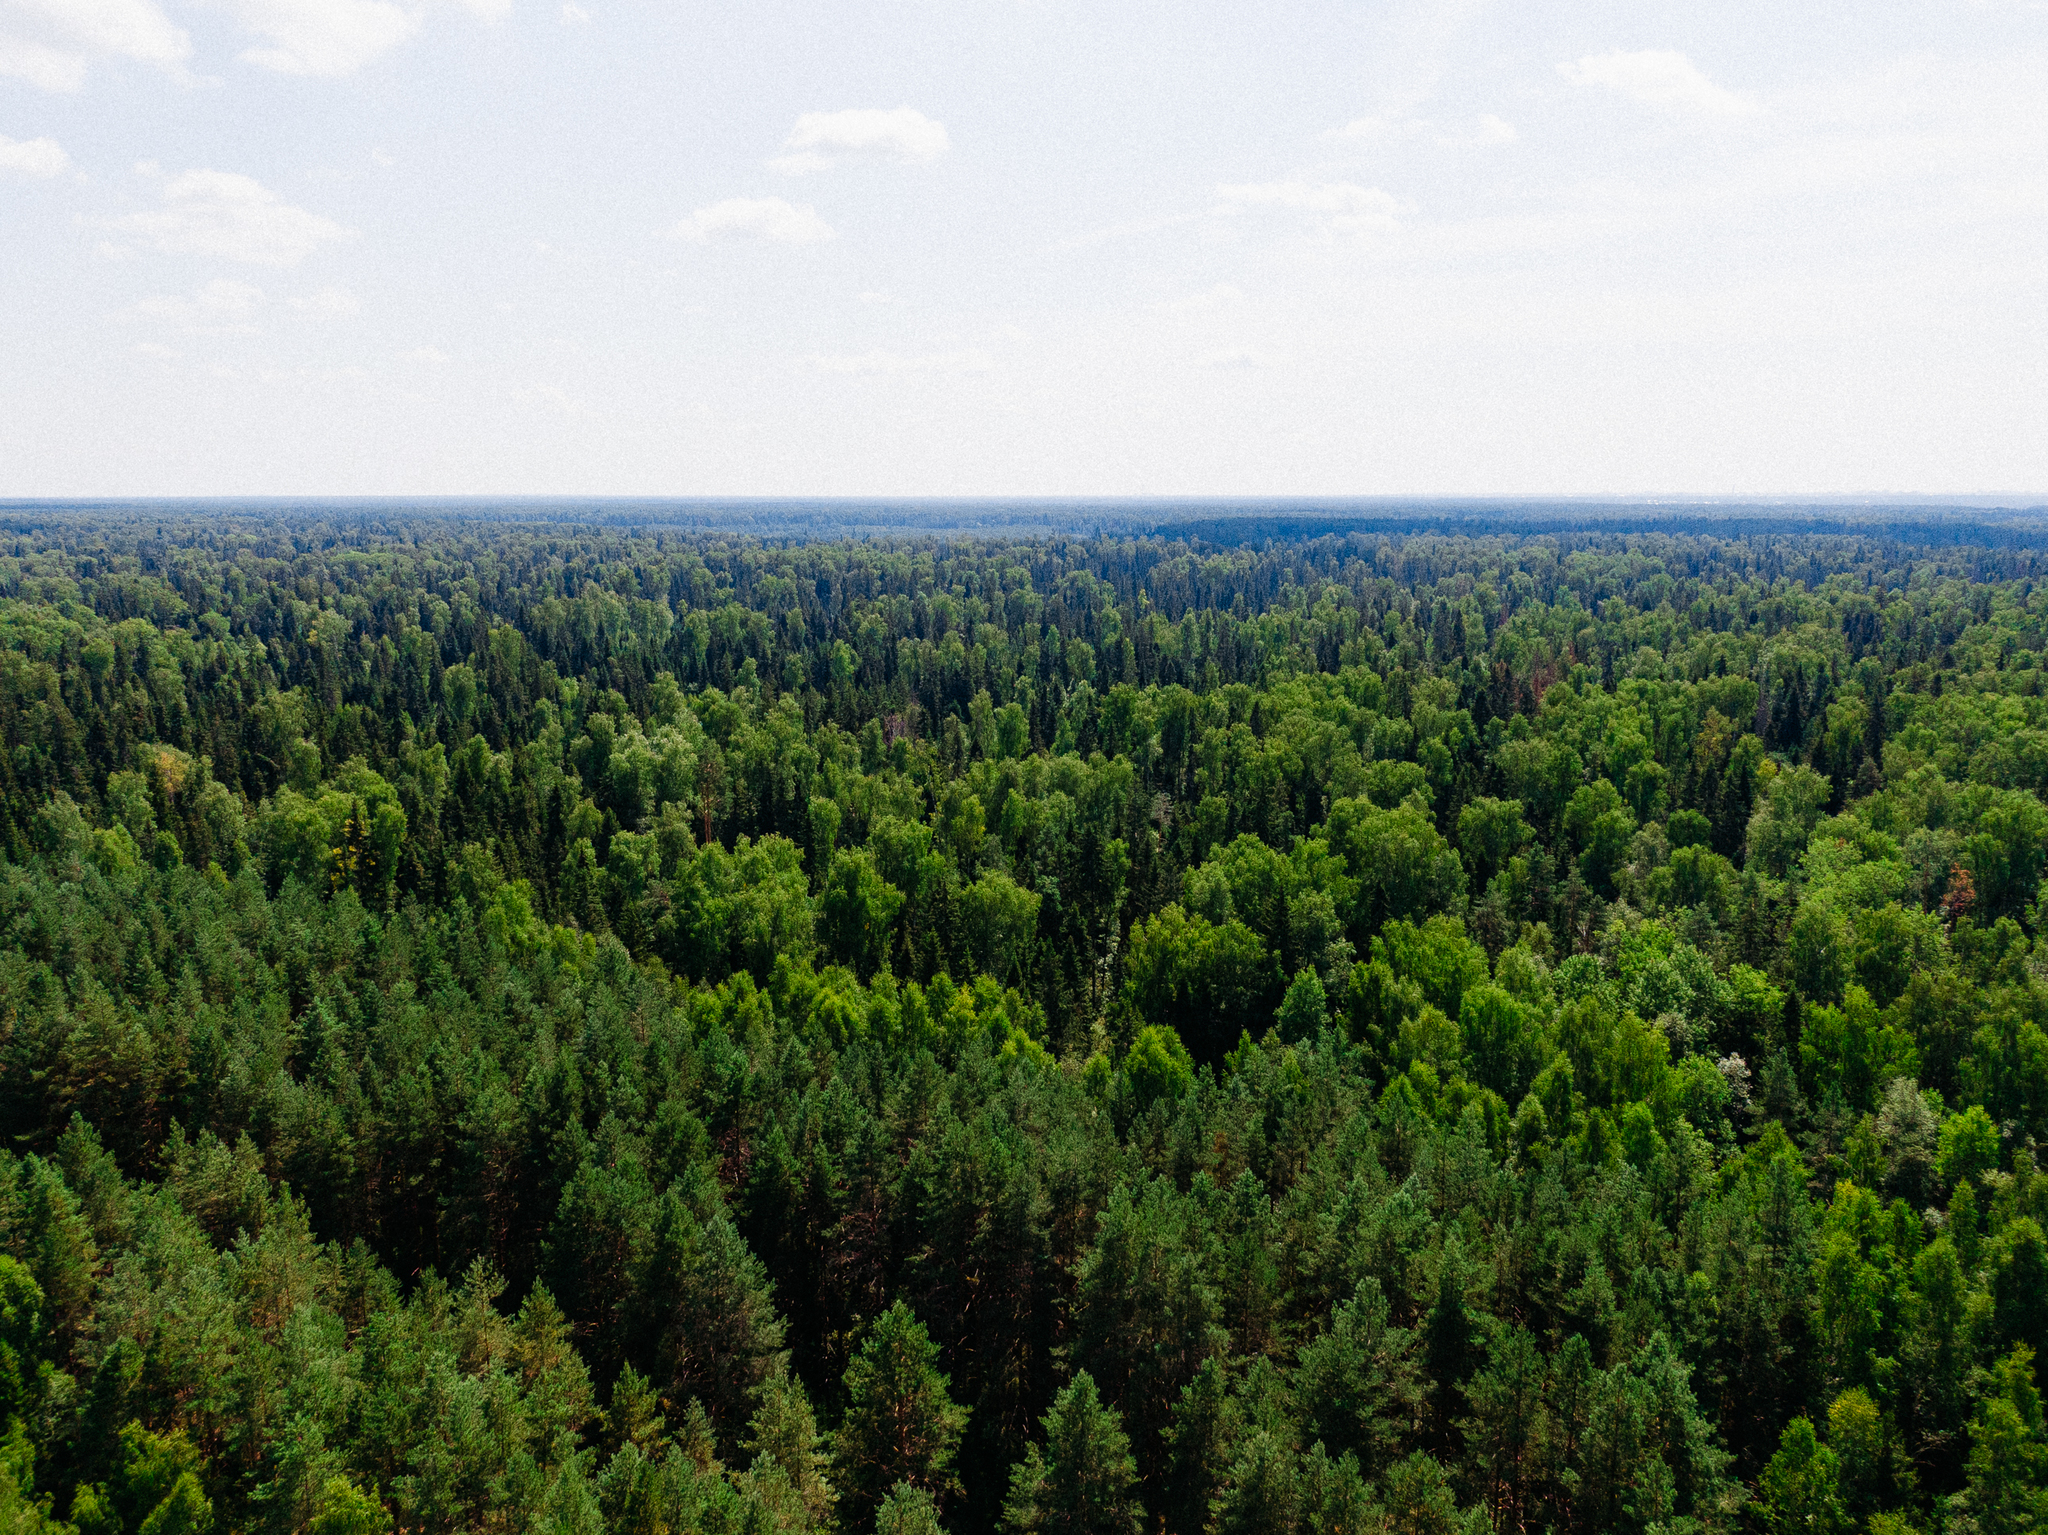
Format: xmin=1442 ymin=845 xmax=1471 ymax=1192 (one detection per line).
xmin=5 ymin=511 xmax=2048 ymax=1535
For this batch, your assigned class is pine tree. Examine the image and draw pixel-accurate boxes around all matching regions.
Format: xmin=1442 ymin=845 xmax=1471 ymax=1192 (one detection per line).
xmin=309 ymin=1477 xmax=391 ymax=1535
xmin=512 ymin=1284 xmax=596 ymax=1463
xmin=745 ymin=1366 xmax=835 ymax=1528
xmin=1212 ymin=1428 xmax=1302 ymax=1535
xmin=1000 ymin=1371 xmax=1143 ymax=1535
xmin=1294 ymin=1278 xmax=1421 ymax=1477
xmin=1160 ymin=1356 xmax=1235 ymax=1535
xmin=603 ymin=1364 xmax=670 ymax=1458
xmin=1459 ymin=1324 xmax=1549 ymax=1531
xmin=1422 ymin=1240 xmax=1483 ymax=1453
xmin=875 ymin=1481 xmax=947 ymax=1535
xmin=641 ymin=1195 xmax=788 ymax=1446
xmin=833 ymin=1302 xmax=969 ymax=1528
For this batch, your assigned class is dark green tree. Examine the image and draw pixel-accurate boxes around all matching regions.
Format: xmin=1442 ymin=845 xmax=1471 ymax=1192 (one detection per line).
xmin=834 ymin=1302 xmax=970 ymax=1527
xmin=999 ymin=1371 xmax=1142 ymax=1535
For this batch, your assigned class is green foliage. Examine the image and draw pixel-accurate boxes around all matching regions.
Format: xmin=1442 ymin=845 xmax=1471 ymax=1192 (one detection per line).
xmin=833 ymin=1302 xmax=969 ymax=1526
xmin=1324 ymin=798 xmax=1466 ymax=935
xmin=1457 ymin=796 xmax=1531 ymax=885
xmin=109 ymin=1423 xmax=212 ymax=1535
xmin=1121 ymin=905 xmax=1279 ymax=1060
xmin=1120 ymin=1025 xmax=1194 ymax=1113
xmin=819 ymin=848 xmax=906 ymax=976
xmin=877 ymin=1481 xmax=949 ymax=1535
xmin=959 ymin=871 xmax=1042 ymax=986
xmin=1800 ymin=987 xmax=1918 ymax=1114
xmin=0 ymin=1258 xmax=45 ymax=1426
xmin=4 ymin=516 xmax=2048 ymax=1535
xmin=0 ymin=1420 xmax=66 ymax=1535
xmin=1758 ymin=1417 xmax=1844 ymax=1535
xmin=1958 ymin=1346 xmax=2048 ymax=1535
xmin=308 ymin=1476 xmax=391 ymax=1535
xmin=999 ymin=1371 xmax=1143 ymax=1535
xmin=1938 ymin=1103 xmax=2003 ymax=1187
xmin=1275 ymin=968 xmax=1328 ymax=1044
xmin=744 ymin=1366 xmax=835 ymax=1529
xmin=1293 ymin=1279 xmax=1420 ymax=1477
xmin=1071 ymin=1178 xmax=1225 ymax=1483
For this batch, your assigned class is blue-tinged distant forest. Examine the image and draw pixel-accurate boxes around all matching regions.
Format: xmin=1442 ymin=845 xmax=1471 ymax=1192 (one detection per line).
xmin=4 ymin=508 xmax=2048 ymax=1535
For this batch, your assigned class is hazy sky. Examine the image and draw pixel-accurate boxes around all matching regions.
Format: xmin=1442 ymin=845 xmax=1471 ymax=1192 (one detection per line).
xmin=2 ymin=0 xmax=2043 ymax=495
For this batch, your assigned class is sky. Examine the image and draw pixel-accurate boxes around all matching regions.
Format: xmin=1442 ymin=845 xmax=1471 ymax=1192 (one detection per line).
xmin=1 ymin=0 xmax=2044 ymax=497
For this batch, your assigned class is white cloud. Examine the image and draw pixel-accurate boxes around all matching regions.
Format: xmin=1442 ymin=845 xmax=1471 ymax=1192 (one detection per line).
xmin=0 ymin=0 xmax=189 ymax=91
xmin=1334 ymin=112 xmax=1516 ymax=148
xmin=133 ymin=341 xmax=177 ymax=358
xmin=0 ymin=133 xmax=67 ymax=176
xmin=1198 ymin=347 xmax=1260 ymax=370
xmin=0 ymin=36 xmax=85 ymax=88
xmin=1215 ymin=180 xmax=1404 ymax=232
xmin=1442 ymin=114 xmax=1516 ymax=147
xmin=219 ymin=0 xmax=506 ymax=77
xmin=808 ymin=347 xmax=991 ymax=375
xmin=114 ymin=168 xmax=352 ymax=265
xmin=227 ymin=0 xmax=416 ymax=76
xmin=770 ymin=107 xmax=948 ymax=175
xmin=1217 ymin=180 xmax=1398 ymax=215
xmin=559 ymin=1 xmax=587 ymax=20
xmin=403 ymin=344 xmax=447 ymax=362
xmin=128 ymin=277 xmax=267 ymax=331
xmin=290 ymin=284 xmax=360 ymax=313
xmin=1559 ymin=49 xmax=1759 ymax=116
xmin=1331 ymin=115 xmax=1409 ymax=144
xmin=857 ymin=289 xmax=894 ymax=304
xmin=673 ymin=196 xmax=834 ymax=244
